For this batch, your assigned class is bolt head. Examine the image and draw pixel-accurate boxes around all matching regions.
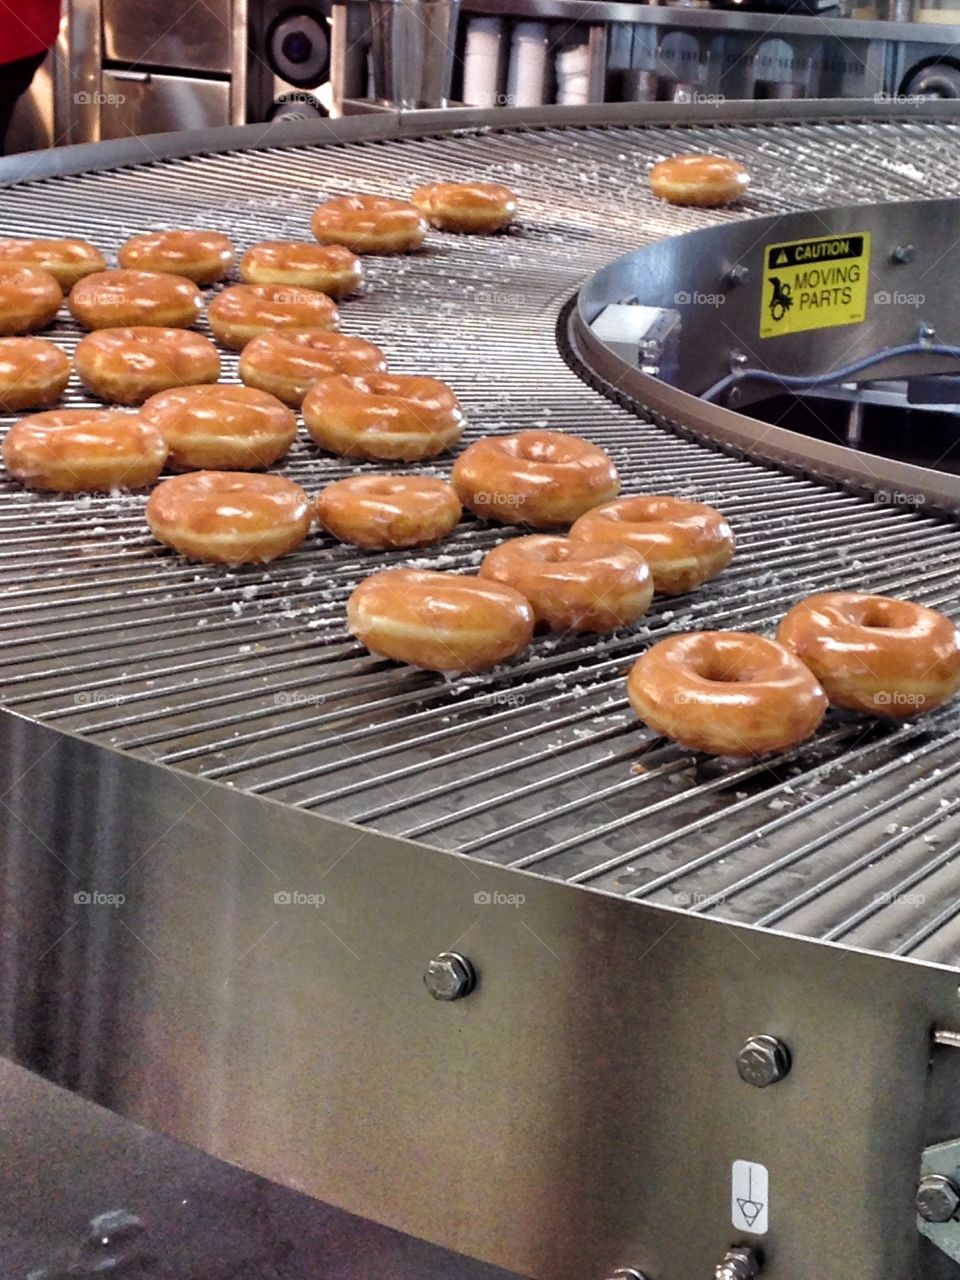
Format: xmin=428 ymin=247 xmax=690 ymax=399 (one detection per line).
xmin=737 ymin=1034 xmax=791 ymax=1088
xmin=917 ymin=1174 xmax=960 ymax=1223
xmin=605 ymin=1270 xmax=649 ymax=1280
xmin=424 ymin=952 xmax=475 ymax=1001
xmin=716 ymin=1247 xmax=759 ymax=1280
xmin=891 ymin=243 xmax=915 ymax=264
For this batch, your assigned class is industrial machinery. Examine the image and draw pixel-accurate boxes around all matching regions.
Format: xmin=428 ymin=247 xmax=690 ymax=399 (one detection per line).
xmin=4 ymin=98 xmax=960 ymax=1279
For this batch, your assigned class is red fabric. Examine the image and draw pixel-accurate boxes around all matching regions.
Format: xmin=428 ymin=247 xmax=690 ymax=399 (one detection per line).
xmin=0 ymin=0 xmax=61 ymax=64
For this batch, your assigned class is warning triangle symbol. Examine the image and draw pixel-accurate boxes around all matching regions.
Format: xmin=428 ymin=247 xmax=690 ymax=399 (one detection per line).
xmin=737 ymin=1199 xmax=764 ymax=1227
xmin=775 ymin=250 xmax=788 ymax=265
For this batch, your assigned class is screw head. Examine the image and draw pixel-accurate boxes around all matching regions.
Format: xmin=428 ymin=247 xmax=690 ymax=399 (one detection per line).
xmin=716 ymin=1247 xmax=759 ymax=1280
xmin=919 ymin=322 xmax=937 ymax=343
xmin=424 ymin=952 xmax=476 ymax=1001
xmin=725 ymin=264 xmax=750 ymax=287
xmin=891 ymin=243 xmax=916 ymax=264
xmin=737 ymin=1034 xmax=791 ymax=1088
xmin=916 ymin=1174 xmax=960 ymax=1223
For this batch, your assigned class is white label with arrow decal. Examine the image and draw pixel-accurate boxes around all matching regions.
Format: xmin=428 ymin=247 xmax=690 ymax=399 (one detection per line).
xmin=731 ymin=1160 xmax=769 ymax=1235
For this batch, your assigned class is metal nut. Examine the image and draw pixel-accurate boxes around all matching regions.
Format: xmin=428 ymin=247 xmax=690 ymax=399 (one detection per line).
xmin=424 ymin=952 xmax=476 ymax=1001
xmin=737 ymin=1035 xmax=791 ymax=1088
xmin=916 ymin=1173 xmax=960 ymax=1223
xmin=716 ymin=1246 xmax=760 ymax=1279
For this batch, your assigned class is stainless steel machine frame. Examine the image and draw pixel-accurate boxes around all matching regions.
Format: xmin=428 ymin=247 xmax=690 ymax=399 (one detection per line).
xmin=573 ymin=196 xmax=960 ymax=514
xmin=5 ymin=99 xmax=960 ymax=1280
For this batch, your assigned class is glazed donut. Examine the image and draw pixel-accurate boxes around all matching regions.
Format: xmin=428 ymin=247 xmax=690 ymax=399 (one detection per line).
xmin=0 ymin=237 xmax=106 ymax=286
xmin=3 ymin=409 xmax=167 ymax=492
xmin=238 ymin=328 xmax=387 ymax=407
xmin=69 ymin=269 xmax=203 ymax=330
xmin=570 ymin=496 xmax=734 ymax=595
xmin=139 ymin=384 xmax=297 ymax=471
xmin=452 ymin=430 xmax=619 ymax=529
xmin=119 ymin=230 xmax=235 ymax=285
xmin=777 ymin=592 xmax=960 ymax=718
xmin=146 ymin=471 xmax=313 ymax=565
xmin=316 ymin=475 xmax=461 ymax=550
xmin=302 ymin=372 xmax=464 ymax=461
xmin=649 ymin=154 xmax=750 ymax=208
xmin=627 ymin=632 xmax=827 ymax=757
xmin=75 ymin=327 xmax=221 ymax=406
xmin=0 ymin=337 xmax=70 ymax=411
xmin=240 ymin=242 xmax=362 ymax=299
xmin=208 ymin=283 xmax=338 ymax=351
xmin=347 ymin=568 xmax=534 ymax=672
xmin=479 ymin=535 xmax=652 ymax=633
xmin=0 ymin=267 xmax=62 ymax=334
xmin=311 ymin=195 xmax=428 ymax=255
xmin=411 ymin=181 xmax=517 ymax=234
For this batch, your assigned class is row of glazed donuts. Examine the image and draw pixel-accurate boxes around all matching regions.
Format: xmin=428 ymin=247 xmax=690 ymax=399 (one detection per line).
xmin=627 ymin=593 xmax=960 ymax=757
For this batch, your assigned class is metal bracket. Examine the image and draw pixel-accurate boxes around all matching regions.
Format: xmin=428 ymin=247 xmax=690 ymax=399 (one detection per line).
xmin=919 ymin=1138 xmax=960 ymax=1264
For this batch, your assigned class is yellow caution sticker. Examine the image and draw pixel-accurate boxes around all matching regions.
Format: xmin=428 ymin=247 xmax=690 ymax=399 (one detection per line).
xmin=760 ymin=232 xmax=871 ymax=339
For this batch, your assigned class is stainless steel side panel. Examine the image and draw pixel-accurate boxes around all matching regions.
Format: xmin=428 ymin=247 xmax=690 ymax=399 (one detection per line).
xmin=102 ymin=0 xmax=234 ymax=74
xmin=0 ymin=708 xmax=955 ymax=1280
xmin=98 ymin=72 xmax=233 ymax=138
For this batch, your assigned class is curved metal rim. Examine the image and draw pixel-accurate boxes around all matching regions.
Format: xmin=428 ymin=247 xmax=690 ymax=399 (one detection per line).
xmin=4 ymin=96 xmax=960 ymax=188
xmin=569 ymin=242 xmax=960 ymax=517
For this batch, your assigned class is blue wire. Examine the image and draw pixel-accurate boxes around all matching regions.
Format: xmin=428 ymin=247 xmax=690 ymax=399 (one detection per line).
xmin=699 ymin=343 xmax=960 ymax=404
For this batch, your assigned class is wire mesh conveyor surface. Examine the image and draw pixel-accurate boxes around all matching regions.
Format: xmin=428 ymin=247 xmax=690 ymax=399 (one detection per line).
xmin=3 ymin=115 xmax=960 ymax=963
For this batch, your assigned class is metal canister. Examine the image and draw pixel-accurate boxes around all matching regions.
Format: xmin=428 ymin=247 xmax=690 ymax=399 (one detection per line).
xmin=369 ymin=0 xmax=461 ymax=108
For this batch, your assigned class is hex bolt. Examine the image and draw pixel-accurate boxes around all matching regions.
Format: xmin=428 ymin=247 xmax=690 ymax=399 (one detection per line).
xmin=715 ymin=1246 xmax=760 ymax=1279
xmin=730 ymin=349 xmax=749 ymax=371
xmin=891 ymin=243 xmax=916 ymax=264
xmin=737 ymin=1034 xmax=792 ymax=1088
xmin=424 ymin=951 xmax=476 ymax=1001
xmin=916 ymin=1174 xmax=960 ymax=1223
xmin=725 ymin=264 xmax=750 ymax=287
xmin=919 ymin=322 xmax=937 ymax=344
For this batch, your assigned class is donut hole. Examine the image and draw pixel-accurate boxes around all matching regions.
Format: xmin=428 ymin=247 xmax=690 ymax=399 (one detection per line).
xmin=693 ymin=651 xmax=754 ymax=683
xmin=514 ymin=436 xmax=564 ymax=464
xmin=535 ymin=539 xmax=572 ymax=563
